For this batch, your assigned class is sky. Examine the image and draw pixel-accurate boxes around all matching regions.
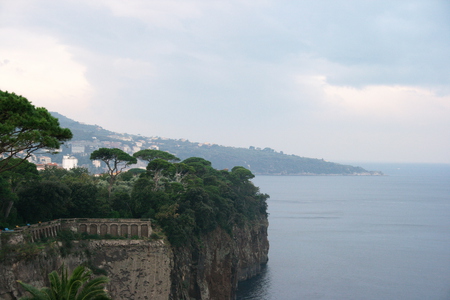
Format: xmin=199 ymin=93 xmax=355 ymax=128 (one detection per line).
xmin=1 ymin=0 xmax=449 ymax=164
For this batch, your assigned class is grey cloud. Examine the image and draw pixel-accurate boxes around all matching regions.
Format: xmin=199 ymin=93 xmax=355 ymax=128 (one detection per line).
xmin=2 ymin=0 xmax=450 ymax=163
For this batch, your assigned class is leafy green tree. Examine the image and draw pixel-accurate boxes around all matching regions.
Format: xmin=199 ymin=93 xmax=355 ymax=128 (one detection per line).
xmin=90 ymin=148 xmax=137 ymax=200
xmin=182 ymin=157 xmax=213 ymax=177
xmin=172 ymin=163 xmax=194 ymax=184
xmin=230 ymin=166 xmax=255 ymax=183
xmin=0 ymin=90 xmax=72 ymax=174
xmin=39 ymin=166 xmax=70 ymax=182
xmin=110 ymin=186 xmax=133 ymax=217
xmin=18 ymin=264 xmax=111 ymax=300
xmin=0 ymin=177 xmax=17 ymax=225
xmin=0 ymin=158 xmax=39 ymax=221
xmin=66 ymin=181 xmax=108 ymax=218
xmin=17 ymin=180 xmax=71 ymax=223
xmin=146 ymin=158 xmax=176 ymax=190
xmin=133 ymin=149 xmax=180 ymax=163
xmin=118 ymin=168 xmax=146 ymax=182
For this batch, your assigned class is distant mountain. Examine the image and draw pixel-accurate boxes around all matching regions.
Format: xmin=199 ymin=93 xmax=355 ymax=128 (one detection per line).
xmin=51 ymin=112 xmax=382 ymax=175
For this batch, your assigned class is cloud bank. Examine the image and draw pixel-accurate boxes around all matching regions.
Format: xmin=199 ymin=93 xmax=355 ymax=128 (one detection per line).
xmin=1 ymin=0 xmax=449 ymax=163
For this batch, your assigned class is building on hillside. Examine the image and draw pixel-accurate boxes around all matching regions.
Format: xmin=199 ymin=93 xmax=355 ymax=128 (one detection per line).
xmin=62 ymin=155 xmax=78 ymax=170
xmin=71 ymin=144 xmax=85 ymax=153
xmin=39 ymin=156 xmax=52 ymax=164
xmin=122 ymin=145 xmax=131 ymax=153
xmin=36 ymin=162 xmax=59 ymax=171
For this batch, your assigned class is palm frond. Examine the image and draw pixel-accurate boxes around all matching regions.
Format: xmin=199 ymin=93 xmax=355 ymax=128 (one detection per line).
xmin=17 ymin=281 xmax=51 ymax=300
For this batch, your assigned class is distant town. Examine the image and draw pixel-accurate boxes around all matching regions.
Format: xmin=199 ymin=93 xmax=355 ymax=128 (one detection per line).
xmin=27 ymin=134 xmax=183 ymax=173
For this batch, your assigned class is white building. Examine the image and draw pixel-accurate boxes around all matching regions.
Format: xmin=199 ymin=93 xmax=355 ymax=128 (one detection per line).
xmin=62 ymin=155 xmax=78 ymax=170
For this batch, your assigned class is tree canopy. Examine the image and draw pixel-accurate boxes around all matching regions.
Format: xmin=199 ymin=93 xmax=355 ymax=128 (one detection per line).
xmin=0 ymin=158 xmax=39 ymax=221
xmin=0 ymin=91 xmax=72 ymax=173
xmin=133 ymin=149 xmax=180 ymax=163
xmin=90 ymin=148 xmax=137 ymax=200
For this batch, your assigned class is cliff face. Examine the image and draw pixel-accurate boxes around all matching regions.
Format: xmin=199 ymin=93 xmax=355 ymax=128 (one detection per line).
xmin=170 ymin=219 xmax=269 ymax=300
xmin=0 ymin=240 xmax=173 ymax=300
xmin=0 ymin=219 xmax=268 ymax=300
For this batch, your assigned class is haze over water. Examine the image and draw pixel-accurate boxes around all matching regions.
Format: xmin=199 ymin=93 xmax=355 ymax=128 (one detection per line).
xmin=238 ymin=163 xmax=450 ymax=300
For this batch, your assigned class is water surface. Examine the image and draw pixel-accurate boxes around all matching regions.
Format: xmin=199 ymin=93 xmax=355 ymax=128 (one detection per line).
xmin=237 ymin=164 xmax=450 ymax=300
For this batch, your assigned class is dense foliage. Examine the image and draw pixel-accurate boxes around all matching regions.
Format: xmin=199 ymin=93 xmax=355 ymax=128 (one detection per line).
xmin=1 ymin=155 xmax=268 ymax=247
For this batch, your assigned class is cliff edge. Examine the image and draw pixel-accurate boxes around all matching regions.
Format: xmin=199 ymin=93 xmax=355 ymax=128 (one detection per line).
xmin=170 ymin=218 xmax=269 ymax=299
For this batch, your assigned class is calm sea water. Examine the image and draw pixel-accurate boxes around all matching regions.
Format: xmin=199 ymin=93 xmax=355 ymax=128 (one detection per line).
xmin=237 ymin=163 xmax=450 ymax=300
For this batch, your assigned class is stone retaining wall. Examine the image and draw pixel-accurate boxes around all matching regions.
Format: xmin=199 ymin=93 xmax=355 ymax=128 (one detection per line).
xmin=1 ymin=218 xmax=152 ymax=243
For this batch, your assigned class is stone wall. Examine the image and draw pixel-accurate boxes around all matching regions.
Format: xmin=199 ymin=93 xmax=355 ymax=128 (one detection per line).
xmin=2 ymin=218 xmax=152 ymax=243
xmin=63 ymin=218 xmax=152 ymax=239
xmin=0 ymin=239 xmax=173 ymax=300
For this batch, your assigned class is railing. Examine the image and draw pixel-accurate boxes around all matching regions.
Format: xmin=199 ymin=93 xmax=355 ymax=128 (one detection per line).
xmin=1 ymin=218 xmax=153 ymax=243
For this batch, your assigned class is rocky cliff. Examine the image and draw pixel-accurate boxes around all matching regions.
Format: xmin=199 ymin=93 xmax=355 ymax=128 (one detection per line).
xmin=0 ymin=239 xmax=172 ymax=300
xmin=170 ymin=218 xmax=269 ymax=299
xmin=0 ymin=219 xmax=268 ymax=300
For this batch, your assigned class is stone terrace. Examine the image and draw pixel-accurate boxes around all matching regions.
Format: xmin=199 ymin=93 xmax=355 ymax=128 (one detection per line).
xmin=1 ymin=218 xmax=152 ymax=243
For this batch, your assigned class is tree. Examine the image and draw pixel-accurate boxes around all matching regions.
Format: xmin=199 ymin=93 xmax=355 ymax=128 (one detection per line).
xmin=66 ymin=181 xmax=107 ymax=218
xmin=133 ymin=149 xmax=180 ymax=163
xmin=0 ymin=91 xmax=72 ymax=173
xmin=230 ymin=166 xmax=255 ymax=183
xmin=17 ymin=180 xmax=71 ymax=223
xmin=146 ymin=158 xmax=176 ymax=190
xmin=0 ymin=177 xmax=17 ymax=225
xmin=18 ymin=264 xmax=111 ymax=300
xmin=39 ymin=166 xmax=70 ymax=182
xmin=90 ymin=148 xmax=137 ymax=200
xmin=0 ymin=158 xmax=39 ymax=221
xmin=182 ymin=157 xmax=213 ymax=177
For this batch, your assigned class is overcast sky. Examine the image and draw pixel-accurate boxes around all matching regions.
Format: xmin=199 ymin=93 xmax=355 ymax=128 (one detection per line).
xmin=1 ymin=0 xmax=449 ymax=164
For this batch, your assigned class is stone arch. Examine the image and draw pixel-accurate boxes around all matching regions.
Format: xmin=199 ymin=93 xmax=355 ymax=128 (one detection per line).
xmin=110 ymin=224 xmax=118 ymax=237
xmin=100 ymin=224 xmax=108 ymax=236
xmin=89 ymin=224 xmax=97 ymax=235
xmin=131 ymin=224 xmax=138 ymax=237
xmin=80 ymin=224 xmax=87 ymax=234
xmin=120 ymin=224 xmax=128 ymax=237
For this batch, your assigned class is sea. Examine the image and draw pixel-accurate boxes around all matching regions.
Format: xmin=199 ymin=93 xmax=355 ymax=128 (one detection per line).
xmin=237 ymin=163 xmax=450 ymax=300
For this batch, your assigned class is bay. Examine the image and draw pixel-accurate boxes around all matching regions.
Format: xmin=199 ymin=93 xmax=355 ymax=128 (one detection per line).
xmin=237 ymin=164 xmax=450 ymax=300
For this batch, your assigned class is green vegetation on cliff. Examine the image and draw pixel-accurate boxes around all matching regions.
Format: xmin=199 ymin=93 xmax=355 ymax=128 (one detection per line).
xmin=1 ymin=154 xmax=268 ymax=248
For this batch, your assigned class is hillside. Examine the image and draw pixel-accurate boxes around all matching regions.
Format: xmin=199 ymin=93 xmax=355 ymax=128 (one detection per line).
xmin=49 ymin=112 xmax=381 ymax=175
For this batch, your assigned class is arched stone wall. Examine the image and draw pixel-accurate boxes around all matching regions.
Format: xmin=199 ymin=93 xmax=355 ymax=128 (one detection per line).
xmin=111 ymin=224 xmax=118 ymax=236
xmin=7 ymin=218 xmax=152 ymax=243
